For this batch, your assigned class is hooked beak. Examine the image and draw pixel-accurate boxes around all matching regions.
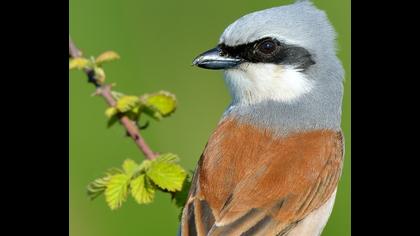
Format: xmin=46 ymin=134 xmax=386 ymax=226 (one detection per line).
xmin=192 ymin=47 xmax=241 ymax=70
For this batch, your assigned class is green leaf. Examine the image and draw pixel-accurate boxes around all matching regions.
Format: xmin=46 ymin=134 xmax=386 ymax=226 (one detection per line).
xmin=146 ymin=159 xmax=187 ymax=192
xmin=87 ymin=168 xmax=123 ymax=200
xmin=106 ymin=168 xmax=124 ymax=175
xmin=87 ymin=175 xmax=110 ymax=200
xmin=111 ymin=91 xmax=125 ymax=100
xmin=138 ymin=160 xmax=152 ymax=171
xmin=141 ymin=91 xmax=177 ymax=119
xmin=141 ymin=106 xmax=163 ymax=121
xmin=122 ymin=159 xmax=138 ymax=176
xmin=116 ymin=96 xmax=140 ymax=113
xmin=130 ymin=174 xmax=155 ymax=204
xmin=107 ymin=115 xmax=119 ymax=128
xmin=105 ymin=107 xmax=118 ymax=118
xmin=105 ymin=107 xmax=120 ymax=128
xmin=69 ymin=57 xmax=90 ymax=70
xmin=131 ymin=160 xmax=152 ymax=179
xmin=105 ymin=174 xmax=130 ymax=210
xmin=125 ymin=106 xmax=141 ymax=121
xmin=155 ymin=153 xmax=180 ymax=163
xmin=137 ymin=120 xmax=150 ymax=130
xmin=95 ymin=51 xmax=120 ymax=65
xmin=94 ymin=67 xmax=106 ymax=83
xmin=173 ymin=174 xmax=192 ymax=208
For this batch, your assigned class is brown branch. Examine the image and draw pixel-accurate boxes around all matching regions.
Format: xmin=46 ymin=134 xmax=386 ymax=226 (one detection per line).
xmin=69 ymin=36 xmax=158 ymax=160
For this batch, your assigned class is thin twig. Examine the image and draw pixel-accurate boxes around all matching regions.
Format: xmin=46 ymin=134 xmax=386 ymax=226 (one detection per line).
xmin=69 ymin=36 xmax=158 ymax=160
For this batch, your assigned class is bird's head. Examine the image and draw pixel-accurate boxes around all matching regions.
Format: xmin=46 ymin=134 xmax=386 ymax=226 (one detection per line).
xmin=193 ymin=0 xmax=343 ymax=105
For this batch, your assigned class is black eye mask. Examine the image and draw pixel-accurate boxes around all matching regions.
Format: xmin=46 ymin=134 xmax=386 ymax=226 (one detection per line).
xmin=219 ymin=37 xmax=315 ymax=70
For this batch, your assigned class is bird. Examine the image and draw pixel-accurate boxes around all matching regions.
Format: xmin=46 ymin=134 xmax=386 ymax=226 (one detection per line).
xmin=180 ymin=1 xmax=344 ymax=235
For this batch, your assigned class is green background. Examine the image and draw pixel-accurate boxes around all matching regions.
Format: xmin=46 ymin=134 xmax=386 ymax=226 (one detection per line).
xmin=69 ymin=0 xmax=350 ymax=235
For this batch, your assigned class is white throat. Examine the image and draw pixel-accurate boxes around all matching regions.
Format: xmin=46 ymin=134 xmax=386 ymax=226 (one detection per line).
xmin=223 ymin=63 xmax=314 ymax=105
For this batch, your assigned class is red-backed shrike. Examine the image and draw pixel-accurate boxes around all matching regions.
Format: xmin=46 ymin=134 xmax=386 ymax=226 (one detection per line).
xmin=180 ymin=1 xmax=344 ymax=235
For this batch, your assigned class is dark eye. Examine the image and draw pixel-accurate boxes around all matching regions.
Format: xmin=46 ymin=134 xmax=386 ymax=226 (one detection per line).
xmin=257 ymin=40 xmax=277 ymax=54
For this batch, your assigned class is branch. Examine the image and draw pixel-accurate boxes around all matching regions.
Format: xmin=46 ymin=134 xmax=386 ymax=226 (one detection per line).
xmin=69 ymin=36 xmax=158 ymax=160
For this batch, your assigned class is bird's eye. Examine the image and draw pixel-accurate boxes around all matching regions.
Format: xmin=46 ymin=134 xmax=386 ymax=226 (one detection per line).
xmin=257 ymin=40 xmax=277 ymax=54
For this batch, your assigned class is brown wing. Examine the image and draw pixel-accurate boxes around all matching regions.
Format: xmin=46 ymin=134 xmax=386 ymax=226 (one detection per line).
xmin=180 ymin=118 xmax=344 ymax=236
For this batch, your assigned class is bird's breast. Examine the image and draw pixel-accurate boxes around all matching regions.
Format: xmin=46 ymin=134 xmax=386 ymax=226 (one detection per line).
xmin=197 ymin=117 xmax=343 ymax=217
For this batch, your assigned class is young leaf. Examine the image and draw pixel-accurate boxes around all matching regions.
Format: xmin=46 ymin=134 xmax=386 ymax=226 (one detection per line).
xmin=87 ymin=175 xmax=110 ymax=200
xmin=107 ymin=115 xmax=119 ymax=128
xmin=172 ymin=175 xmax=192 ymax=208
xmin=137 ymin=120 xmax=150 ymax=130
xmin=146 ymin=160 xmax=187 ymax=192
xmin=130 ymin=174 xmax=155 ymax=204
xmin=122 ymin=159 xmax=138 ymax=176
xmin=125 ymin=106 xmax=141 ymax=121
xmin=116 ymin=96 xmax=140 ymax=113
xmin=131 ymin=160 xmax=152 ymax=179
xmin=106 ymin=168 xmax=124 ymax=175
xmin=138 ymin=160 xmax=152 ymax=171
xmin=94 ymin=67 xmax=106 ymax=83
xmin=95 ymin=51 xmax=120 ymax=65
xmin=155 ymin=153 xmax=180 ymax=163
xmin=105 ymin=107 xmax=118 ymax=118
xmin=69 ymin=57 xmax=90 ymax=70
xmin=111 ymin=91 xmax=125 ymax=100
xmin=141 ymin=106 xmax=163 ymax=121
xmin=105 ymin=174 xmax=130 ymax=210
xmin=141 ymin=91 xmax=177 ymax=118
xmin=87 ymin=168 xmax=123 ymax=200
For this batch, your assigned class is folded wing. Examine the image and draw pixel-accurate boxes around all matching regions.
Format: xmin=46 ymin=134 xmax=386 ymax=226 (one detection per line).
xmin=180 ymin=119 xmax=343 ymax=236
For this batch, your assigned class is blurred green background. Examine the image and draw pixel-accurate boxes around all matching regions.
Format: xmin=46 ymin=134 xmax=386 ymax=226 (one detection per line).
xmin=69 ymin=0 xmax=350 ymax=235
